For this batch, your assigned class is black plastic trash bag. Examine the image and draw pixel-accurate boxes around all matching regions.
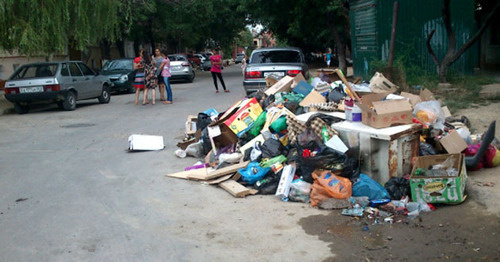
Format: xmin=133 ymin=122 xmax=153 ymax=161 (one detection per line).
xmin=197 ymin=113 xmax=212 ymax=131
xmin=260 ymin=138 xmax=285 ymax=158
xmin=254 ymin=170 xmax=281 ymax=195
xmin=327 ymin=88 xmax=347 ymax=103
xmin=384 ymin=177 xmax=410 ymax=200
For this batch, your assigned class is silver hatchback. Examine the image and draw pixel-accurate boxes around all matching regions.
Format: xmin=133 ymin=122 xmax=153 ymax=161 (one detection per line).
xmin=4 ymin=61 xmax=111 ymax=114
xmin=243 ymin=47 xmax=309 ymax=95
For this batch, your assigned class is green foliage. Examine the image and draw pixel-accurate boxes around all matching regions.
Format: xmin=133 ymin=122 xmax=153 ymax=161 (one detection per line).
xmin=0 ymin=0 xmax=126 ymax=56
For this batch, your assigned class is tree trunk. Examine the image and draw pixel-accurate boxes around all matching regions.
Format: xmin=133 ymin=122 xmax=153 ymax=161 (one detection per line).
xmin=116 ymin=39 xmax=125 ymax=58
xmin=100 ymin=40 xmax=111 ymax=60
xmin=326 ymin=11 xmax=347 ymax=74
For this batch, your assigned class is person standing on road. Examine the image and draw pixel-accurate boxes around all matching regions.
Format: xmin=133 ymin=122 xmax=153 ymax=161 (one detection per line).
xmin=133 ymin=49 xmax=146 ymax=105
xmin=210 ymin=49 xmax=229 ymax=93
xmin=154 ymin=48 xmax=166 ymax=101
xmin=159 ymin=50 xmax=172 ymax=104
xmin=142 ymin=51 xmax=158 ymax=105
xmin=324 ymin=49 xmax=332 ymax=68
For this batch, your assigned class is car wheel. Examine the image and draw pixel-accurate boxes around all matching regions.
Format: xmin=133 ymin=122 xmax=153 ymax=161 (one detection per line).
xmin=98 ymin=86 xmax=111 ymax=104
xmin=187 ymin=72 xmax=195 ymax=83
xmin=62 ymin=91 xmax=77 ymax=111
xmin=14 ymin=103 xmax=29 ymax=114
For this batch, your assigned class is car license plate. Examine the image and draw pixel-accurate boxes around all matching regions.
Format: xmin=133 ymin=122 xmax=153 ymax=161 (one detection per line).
xmin=172 ymin=66 xmax=182 ymax=70
xmin=264 ymin=72 xmax=285 ymax=78
xmin=19 ymin=86 xmax=44 ymax=93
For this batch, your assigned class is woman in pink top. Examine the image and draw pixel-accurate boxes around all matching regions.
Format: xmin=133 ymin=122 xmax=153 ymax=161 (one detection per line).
xmin=210 ymin=49 xmax=229 ymax=93
xmin=159 ymin=50 xmax=172 ymax=104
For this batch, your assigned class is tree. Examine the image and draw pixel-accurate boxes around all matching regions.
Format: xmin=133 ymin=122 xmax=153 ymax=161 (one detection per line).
xmin=426 ymin=0 xmax=500 ymax=83
xmin=0 ymin=0 xmax=126 ymax=59
xmin=244 ymin=0 xmax=351 ymax=73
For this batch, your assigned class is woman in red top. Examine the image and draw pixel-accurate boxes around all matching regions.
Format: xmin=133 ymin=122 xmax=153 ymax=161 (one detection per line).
xmin=133 ymin=49 xmax=146 ymax=105
xmin=210 ymin=49 xmax=229 ymax=93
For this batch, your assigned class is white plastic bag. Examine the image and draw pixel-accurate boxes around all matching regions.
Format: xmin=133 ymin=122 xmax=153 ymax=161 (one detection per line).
xmin=413 ymin=101 xmax=445 ymax=129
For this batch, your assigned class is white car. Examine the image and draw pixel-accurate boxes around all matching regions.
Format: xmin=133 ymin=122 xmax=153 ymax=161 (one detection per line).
xmin=168 ymin=55 xmax=195 ymax=83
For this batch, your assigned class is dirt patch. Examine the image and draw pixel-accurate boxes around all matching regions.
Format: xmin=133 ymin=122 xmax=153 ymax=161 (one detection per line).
xmin=299 ymin=201 xmax=500 ymax=261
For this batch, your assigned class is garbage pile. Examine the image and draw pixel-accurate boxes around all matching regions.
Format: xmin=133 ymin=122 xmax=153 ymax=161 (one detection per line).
xmin=166 ymin=69 xmax=499 ymax=222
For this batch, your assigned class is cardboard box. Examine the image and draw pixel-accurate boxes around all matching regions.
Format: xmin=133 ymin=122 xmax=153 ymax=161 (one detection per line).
xmin=356 ymin=93 xmax=413 ymax=129
xmin=400 ymin=92 xmax=422 ymax=107
xmin=265 ymin=76 xmax=279 ymax=88
xmin=222 ymin=98 xmax=263 ymax=137
xmin=185 ymin=115 xmax=198 ymax=135
xmin=439 ymin=130 xmax=468 ymax=154
xmin=275 ymin=165 xmax=296 ymax=198
xmin=264 ymin=75 xmax=294 ymax=96
xmin=369 ymin=72 xmax=398 ymax=93
xmin=419 ymin=88 xmax=436 ymax=101
xmin=208 ymin=109 xmax=238 ymax=148
xmin=410 ymin=154 xmax=467 ymax=204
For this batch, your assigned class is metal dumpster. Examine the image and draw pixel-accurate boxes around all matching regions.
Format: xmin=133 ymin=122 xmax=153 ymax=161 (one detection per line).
xmin=331 ymin=121 xmax=422 ymax=184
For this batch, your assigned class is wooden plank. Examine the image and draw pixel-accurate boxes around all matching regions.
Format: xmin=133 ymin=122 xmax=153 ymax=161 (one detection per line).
xmin=205 ymin=161 xmax=250 ymax=180
xmin=219 ymin=180 xmax=251 ymax=197
xmin=206 ymin=174 xmax=234 ymax=185
xmin=165 ymin=168 xmax=208 ymax=180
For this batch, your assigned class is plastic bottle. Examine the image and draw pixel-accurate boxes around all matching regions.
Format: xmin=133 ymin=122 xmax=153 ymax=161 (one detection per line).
xmin=352 ymin=104 xmax=362 ymax=122
xmin=344 ymin=98 xmax=353 ymax=121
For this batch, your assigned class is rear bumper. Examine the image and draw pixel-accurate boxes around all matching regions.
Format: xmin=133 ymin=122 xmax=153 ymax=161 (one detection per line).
xmin=243 ymin=80 xmax=267 ymax=94
xmin=5 ymin=91 xmax=68 ymax=103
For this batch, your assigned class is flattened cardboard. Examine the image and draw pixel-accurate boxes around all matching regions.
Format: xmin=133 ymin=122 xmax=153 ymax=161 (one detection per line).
xmin=299 ymin=90 xmax=326 ymax=107
xmin=356 ymin=93 xmax=413 ymax=129
xmin=419 ymin=88 xmax=436 ymax=101
xmin=439 ymin=130 xmax=468 ymax=154
xmin=369 ymin=72 xmax=398 ymax=93
xmin=291 ymin=73 xmax=306 ymax=88
xmin=264 ymin=75 xmax=294 ymax=96
xmin=400 ymin=92 xmax=422 ymax=107
xmin=205 ymin=161 xmax=249 ymax=180
xmin=219 ymin=180 xmax=251 ymax=197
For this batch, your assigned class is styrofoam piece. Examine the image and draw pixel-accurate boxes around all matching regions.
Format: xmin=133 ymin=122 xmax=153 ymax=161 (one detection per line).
xmin=128 ymin=134 xmax=164 ymax=151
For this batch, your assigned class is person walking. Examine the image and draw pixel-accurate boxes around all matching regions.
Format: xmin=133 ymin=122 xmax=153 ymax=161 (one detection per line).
xmin=159 ymin=50 xmax=172 ymax=104
xmin=210 ymin=49 xmax=229 ymax=93
xmin=154 ymin=48 xmax=166 ymax=101
xmin=142 ymin=51 xmax=158 ymax=105
xmin=133 ymin=49 xmax=146 ymax=105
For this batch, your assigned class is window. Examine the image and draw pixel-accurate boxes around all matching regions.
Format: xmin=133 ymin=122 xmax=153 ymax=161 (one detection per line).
xmin=61 ymin=63 xmax=70 ymax=76
xmin=69 ymin=63 xmax=83 ymax=76
xmin=10 ymin=64 xmax=58 ymax=79
xmin=78 ymin=62 xmax=95 ymax=76
xmin=250 ymin=50 xmax=302 ymax=64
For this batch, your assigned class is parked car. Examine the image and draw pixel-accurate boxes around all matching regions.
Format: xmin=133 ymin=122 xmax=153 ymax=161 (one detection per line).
xmin=243 ymin=47 xmax=309 ymax=95
xmin=168 ymin=54 xmax=195 ymax=82
xmin=235 ymin=53 xmax=245 ymax=64
xmin=100 ymin=58 xmax=136 ymax=93
xmin=4 ymin=61 xmax=111 ymax=114
xmin=194 ymin=54 xmax=206 ymax=63
xmin=183 ymin=53 xmax=202 ymax=67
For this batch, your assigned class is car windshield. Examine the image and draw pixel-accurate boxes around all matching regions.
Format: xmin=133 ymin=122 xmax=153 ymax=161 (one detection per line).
xmin=102 ymin=60 xmax=133 ymax=70
xmin=250 ymin=50 xmax=301 ymax=64
xmin=10 ymin=64 xmax=58 ymax=79
xmin=168 ymin=55 xmax=187 ymax=62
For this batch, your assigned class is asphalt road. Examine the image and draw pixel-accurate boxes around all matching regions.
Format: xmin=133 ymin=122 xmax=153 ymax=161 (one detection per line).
xmin=0 ymin=65 xmax=333 ymax=261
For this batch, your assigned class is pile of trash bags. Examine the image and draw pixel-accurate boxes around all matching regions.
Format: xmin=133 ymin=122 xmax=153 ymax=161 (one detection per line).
xmin=168 ymin=70 xmax=499 ymax=222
